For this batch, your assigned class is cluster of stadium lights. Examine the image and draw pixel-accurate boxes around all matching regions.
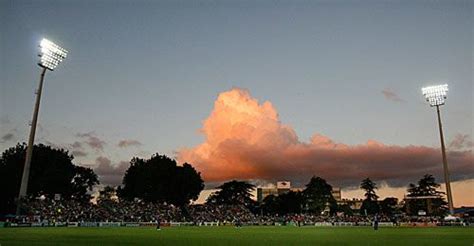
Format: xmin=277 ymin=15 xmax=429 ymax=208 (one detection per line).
xmin=421 ymin=84 xmax=448 ymax=107
xmin=38 ymin=38 xmax=68 ymax=71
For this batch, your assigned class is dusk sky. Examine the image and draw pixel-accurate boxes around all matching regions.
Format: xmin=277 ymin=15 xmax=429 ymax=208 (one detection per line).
xmin=1 ymin=0 xmax=472 ymax=205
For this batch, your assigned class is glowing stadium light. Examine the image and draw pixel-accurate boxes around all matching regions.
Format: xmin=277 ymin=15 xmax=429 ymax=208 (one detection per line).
xmin=421 ymin=83 xmax=454 ymax=214
xmin=17 ymin=37 xmax=68 ymax=215
xmin=422 ymin=84 xmax=448 ymax=107
xmin=38 ymin=38 xmax=68 ymax=71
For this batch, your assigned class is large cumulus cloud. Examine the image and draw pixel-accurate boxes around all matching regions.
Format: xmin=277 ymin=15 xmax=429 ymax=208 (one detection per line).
xmin=178 ymin=88 xmax=473 ymax=187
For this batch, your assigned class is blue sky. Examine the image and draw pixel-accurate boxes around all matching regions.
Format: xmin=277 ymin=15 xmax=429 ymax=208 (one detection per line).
xmin=1 ymin=0 xmax=472 ymax=181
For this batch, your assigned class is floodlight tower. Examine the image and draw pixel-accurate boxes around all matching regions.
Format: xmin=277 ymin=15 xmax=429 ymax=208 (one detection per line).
xmin=17 ymin=38 xmax=68 ymax=215
xmin=421 ymin=84 xmax=454 ymax=214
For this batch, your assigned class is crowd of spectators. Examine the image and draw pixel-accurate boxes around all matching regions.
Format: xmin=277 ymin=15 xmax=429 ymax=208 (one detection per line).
xmin=23 ymin=198 xmax=183 ymax=223
xmin=187 ymin=204 xmax=256 ymax=224
xmin=10 ymin=197 xmax=469 ymax=226
xmin=21 ymin=198 xmax=257 ymax=224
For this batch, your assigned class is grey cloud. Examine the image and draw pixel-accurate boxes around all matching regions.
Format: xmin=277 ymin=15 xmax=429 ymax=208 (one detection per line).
xmin=94 ymin=156 xmax=129 ymax=186
xmin=381 ymin=88 xmax=404 ymax=102
xmin=71 ymin=141 xmax=83 ymax=149
xmin=1 ymin=133 xmax=14 ymax=142
xmin=76 ymin=132 xmax=106 ymax=151
xmin=72 ymin=150 xmax=87 ymax=157
xmin=118 ymin=139 xmax=142 ymax=148
xmin=449 ymin=134 xmax=473 ymax=150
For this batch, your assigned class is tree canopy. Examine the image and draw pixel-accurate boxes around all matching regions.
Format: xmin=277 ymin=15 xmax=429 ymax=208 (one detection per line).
xmin=359 ymin=178 xmax=380 ymax=215
xmin=379 ymin=197 xmax=399 ymax=216
xmin=405 ymin=174 xmax=447 ymax=216
xmin=0 ymin=143 xmax=99 ymax=214
xmin=261 ymin=191 xmax=304 ymax=215
xmin=360 ymin=178 xmax=379 ymax=201
xmin=117 ymin=154 xmax=204 ymax=206
xmin=206 ymin=180 xmax=255 ymax=207
xmin=302 ymin=176 xmax=337 ymax=215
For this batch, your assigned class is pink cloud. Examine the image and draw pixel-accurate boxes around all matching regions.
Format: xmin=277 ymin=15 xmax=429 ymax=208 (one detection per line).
xmin=178 ymin=88 xmax=473 ymax=187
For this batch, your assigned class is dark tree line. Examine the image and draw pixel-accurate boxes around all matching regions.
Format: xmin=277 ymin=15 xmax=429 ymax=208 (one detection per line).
xmin=0 ymin=143 xmax=204 ymax=214
xmin=258 ymin=176 xmax=337 ymax=216
xmin=257 ymin=176 xmax=446 ymax=217
xmin=359 ymin=176 xmax=447 ymax=216
xmin=0 ymin=143 xmax=99 ymax=214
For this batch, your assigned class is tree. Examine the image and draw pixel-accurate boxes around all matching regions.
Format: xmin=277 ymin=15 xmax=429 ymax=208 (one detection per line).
xmin=360 ymin=178 xmax=379 ymax=201
xmin=277 ymin=191 xmax=304 ymax=215
xmin=206 ymin=180 xmax=255 ymax=207
xmin=0 ymin=143 xmax=99 ymax=214
xmin=71 ymin=166 xmax=100 ymax=202
xmin=261 ymin=195 xmax=280 ymax=215
xmin=118 ymin=154 xmax=204 ymax=206
xmin=302 ymin=176 xmax=337 ymax=215
xmin=379 ymin=197 xmax=398 ymax=216
xmin=260 ymin=191 xmax=304 ymax=215
xmin=404 ymin=174 xmax=447 ymax=216
xmin=360 ymin=178 xmax=379 ymax=215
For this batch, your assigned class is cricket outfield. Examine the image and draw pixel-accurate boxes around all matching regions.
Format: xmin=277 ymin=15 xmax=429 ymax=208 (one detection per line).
xmin=0 ymin=226 xmax=473 ymax=245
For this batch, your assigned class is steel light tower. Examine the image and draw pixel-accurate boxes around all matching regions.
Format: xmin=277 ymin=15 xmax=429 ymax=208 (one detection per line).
xmin=17 ymin=38 xmax=68 ymax=215
xmin=421 ymin=84 xmax=454 ymax=214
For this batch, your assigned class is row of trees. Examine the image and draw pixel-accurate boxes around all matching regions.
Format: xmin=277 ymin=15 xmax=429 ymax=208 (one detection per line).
xmin=358 ymin=175 xmax=447 ymax=216
xmin=0 ymin=143 xmax=204 ymax=214
xmin=259 ymin=177 xmax=377 ymax=216
xmin=260 ymin=177 xmax=338 ymax=215
xmin=0 ymin=143 xmax=448 ymax=216
xmin=206 ymin=176 xmax=447 ymax=217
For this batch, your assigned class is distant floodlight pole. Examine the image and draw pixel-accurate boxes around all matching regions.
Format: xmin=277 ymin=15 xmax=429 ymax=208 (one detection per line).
xmin=17 ymin=38 xmax=68 ymax=215
xmin=421 ymin=84 xmax=454 ymax=214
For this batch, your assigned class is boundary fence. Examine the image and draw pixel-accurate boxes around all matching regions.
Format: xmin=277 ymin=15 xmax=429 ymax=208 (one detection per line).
xmin=2 ymin=221 xmax=471 ymax=228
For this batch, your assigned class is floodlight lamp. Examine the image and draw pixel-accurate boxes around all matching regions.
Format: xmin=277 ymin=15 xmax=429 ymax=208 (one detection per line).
xmin=422 ymin=84 xmax=448 ymax=107
xmin=38 ymin=38 xmax=68 ymax=71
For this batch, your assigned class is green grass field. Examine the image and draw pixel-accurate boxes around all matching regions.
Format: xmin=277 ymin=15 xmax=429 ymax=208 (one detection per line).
xmin=1 ymin=226 xmax=473 ymax=245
